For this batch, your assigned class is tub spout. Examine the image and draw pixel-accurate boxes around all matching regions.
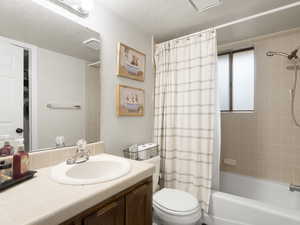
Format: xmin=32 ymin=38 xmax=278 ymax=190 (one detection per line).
xmin=289 ymin=184 xmax=300 ymax=192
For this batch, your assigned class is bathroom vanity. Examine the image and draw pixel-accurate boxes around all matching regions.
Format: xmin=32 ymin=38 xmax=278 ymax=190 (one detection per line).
xmin=61 ymin=177 xmax=152 ymax=225
xmin=1 ymin=150 xmax=154 ymax=225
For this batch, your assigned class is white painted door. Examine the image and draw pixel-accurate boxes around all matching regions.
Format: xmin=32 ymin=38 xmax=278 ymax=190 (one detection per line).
xmin=0 ymin=41 xmax=24 ymax=139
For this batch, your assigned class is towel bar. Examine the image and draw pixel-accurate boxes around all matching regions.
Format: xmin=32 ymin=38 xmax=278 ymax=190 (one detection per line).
xmin=46 ymin=104 xmax=81 ymax=110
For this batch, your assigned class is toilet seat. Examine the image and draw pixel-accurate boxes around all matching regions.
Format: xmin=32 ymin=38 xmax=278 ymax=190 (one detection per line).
xmin=153 ymin=188 xmax=200 ymax=216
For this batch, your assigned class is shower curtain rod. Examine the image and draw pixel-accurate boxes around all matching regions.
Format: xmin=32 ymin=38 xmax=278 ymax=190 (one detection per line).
xmin=158 ymin=1 xmax=300 ymax=44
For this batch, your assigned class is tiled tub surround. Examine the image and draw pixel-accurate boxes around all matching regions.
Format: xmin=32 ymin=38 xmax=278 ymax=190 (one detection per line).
xmin=1 ymin=147 xmax=154 ymax=225
xmin=220 ymin=29 xmax=300 ymax=184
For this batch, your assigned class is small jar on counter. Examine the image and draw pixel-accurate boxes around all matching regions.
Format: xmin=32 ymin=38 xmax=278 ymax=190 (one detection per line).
xmin=0 ymin=141 xmax=14 ymax=156
xmin=0 ymin=161 xmax=12 ymax=184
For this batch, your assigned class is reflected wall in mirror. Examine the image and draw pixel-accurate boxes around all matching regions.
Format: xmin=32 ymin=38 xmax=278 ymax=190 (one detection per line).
xmin=0 ymin=1 xmax=100 ymax=157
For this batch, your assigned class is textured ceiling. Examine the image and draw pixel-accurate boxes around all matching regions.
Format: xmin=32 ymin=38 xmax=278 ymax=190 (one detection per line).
xmin=95 ymin=0 xmax=300 ymax=43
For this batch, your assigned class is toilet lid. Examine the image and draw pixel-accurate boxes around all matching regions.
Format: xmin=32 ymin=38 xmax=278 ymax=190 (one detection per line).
xmin=153 ymin=188 xmax=199 ymax=213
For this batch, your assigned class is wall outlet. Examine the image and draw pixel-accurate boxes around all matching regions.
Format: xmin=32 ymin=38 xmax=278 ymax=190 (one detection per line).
xmin=223 ymin=158 xmax=237 ymax=166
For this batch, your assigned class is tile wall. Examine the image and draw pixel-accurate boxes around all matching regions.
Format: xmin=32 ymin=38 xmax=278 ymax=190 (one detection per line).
xmin=220 ymin=29 xmax=300 ymax=184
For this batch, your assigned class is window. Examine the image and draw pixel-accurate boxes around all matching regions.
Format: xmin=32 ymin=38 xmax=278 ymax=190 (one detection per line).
xmin=217 ymin=48 xmax=255 ymax=112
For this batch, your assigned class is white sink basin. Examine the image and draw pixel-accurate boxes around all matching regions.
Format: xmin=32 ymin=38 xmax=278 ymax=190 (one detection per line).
xmin=51 ymin=154 xmax=131 ymax=185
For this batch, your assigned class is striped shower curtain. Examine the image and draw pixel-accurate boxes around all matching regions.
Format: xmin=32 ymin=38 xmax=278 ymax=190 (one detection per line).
xmin=154 ymin=29 xmax=217 ymax=213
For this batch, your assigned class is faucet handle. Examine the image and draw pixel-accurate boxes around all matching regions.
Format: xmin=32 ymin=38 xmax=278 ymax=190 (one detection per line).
xmin=77 ymin=139 xmax=87 ymax=151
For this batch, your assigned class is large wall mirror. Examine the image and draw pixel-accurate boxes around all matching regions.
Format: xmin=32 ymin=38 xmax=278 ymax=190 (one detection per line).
xmin=0 ymin=1 xmax=100 ymax=157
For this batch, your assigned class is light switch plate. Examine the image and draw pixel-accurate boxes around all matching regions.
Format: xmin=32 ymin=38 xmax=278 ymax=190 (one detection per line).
xmin=224 ymin=158 xmax=237 ymax=166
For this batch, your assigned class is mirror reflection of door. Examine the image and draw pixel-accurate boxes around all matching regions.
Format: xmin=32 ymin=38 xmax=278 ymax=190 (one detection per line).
xmin=0 ymin=41 xmax=25 ymax=156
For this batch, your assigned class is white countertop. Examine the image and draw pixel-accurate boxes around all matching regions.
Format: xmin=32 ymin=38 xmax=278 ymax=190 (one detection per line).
xmin=1 ymin=154 xmax=154 ymax=225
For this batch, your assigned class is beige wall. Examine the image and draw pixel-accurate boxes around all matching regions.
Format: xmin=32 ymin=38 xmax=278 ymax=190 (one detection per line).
xmin=37 ymin=48 xmax=86 ymax=149
xmin=94 ymin=4 xmax=154 ymax=156
xmin=37 ymin=50 xmax=101 ymax=150
xmin=220 ymin=29 xmax=300 ymax=184
xmin=85 ymin=63 xmax=100 ymax=143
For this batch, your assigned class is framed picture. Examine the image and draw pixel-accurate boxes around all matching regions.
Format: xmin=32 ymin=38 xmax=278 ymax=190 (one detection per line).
xmin=116 ymin=85 xmax=144 ymax=116
xmin=117 ymin=42 xmax=146 ymax=81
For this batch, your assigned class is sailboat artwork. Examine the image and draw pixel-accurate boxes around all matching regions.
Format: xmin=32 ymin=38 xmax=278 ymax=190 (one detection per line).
xmin=116 ymin=85 xmax=144 ymax=116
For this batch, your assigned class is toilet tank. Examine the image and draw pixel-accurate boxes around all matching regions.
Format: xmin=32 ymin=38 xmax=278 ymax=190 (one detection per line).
xmin=144 ymin=156 xmax=160 ymax=192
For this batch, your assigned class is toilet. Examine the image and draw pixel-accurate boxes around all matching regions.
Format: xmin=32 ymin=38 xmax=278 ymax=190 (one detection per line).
xmin=145 ymin=156 xmax=202 ymax=225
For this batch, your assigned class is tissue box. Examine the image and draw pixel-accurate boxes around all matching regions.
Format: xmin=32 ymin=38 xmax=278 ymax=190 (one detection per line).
xmin=137 ymin=143 xmax=158 ymax=160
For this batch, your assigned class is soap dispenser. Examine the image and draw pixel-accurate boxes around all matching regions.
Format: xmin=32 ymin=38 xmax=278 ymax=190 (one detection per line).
xmin=13 ymin=139 xmax=29 ymax=179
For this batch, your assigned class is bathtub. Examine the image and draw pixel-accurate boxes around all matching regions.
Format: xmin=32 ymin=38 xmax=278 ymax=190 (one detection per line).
xmin=203 ymin=172 xmax=300 ymax=225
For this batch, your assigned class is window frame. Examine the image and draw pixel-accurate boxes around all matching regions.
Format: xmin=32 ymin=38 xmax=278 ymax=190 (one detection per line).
xmin=218 ymin=47 xmax=255 ymax=113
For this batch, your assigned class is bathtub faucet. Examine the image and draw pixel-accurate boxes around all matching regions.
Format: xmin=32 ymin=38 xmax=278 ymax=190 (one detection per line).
xmin=289 ymin=184 xmax=300 ymax=192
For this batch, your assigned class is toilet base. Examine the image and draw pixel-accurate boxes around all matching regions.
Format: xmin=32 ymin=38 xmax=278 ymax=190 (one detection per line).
xmin=154 ymin=217 xmax=200 ymax=225
xmin=153 ymin=206 xmax=201 ymax=225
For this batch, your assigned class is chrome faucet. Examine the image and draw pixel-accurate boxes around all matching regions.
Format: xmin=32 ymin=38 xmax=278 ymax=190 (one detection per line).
xmin=289 ymin=184 xmax=300 ymax=192
xmin=66 ymin=139 xmax=89 ymax=164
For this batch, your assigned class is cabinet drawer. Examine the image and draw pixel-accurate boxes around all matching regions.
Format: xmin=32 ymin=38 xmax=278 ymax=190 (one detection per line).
xmin=84 ymin=198 xmax=125 ymax=225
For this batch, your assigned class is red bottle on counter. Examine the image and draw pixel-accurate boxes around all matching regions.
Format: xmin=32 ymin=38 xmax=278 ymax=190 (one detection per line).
xmin=13 ymin=145 xmax=29 ymax=179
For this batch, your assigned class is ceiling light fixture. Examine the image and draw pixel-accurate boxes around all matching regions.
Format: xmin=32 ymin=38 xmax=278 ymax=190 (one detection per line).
xmin=188 ymin=0 xmax=222 ymax=12
xmin=49 ymin=0 xmax=94 ymax=17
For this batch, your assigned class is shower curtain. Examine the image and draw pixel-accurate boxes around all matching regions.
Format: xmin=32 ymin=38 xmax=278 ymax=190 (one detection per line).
xmin=154 ymin=29 xmax=217 ymax=213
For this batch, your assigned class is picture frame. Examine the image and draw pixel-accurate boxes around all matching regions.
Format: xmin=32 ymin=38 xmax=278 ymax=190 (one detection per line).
xmin=117 ymin=42 xmax=146 ymax=81
xmin=116 ymin=85 xmax=145 ymax=116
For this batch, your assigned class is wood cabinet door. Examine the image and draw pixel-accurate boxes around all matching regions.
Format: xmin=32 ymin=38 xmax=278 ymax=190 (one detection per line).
xmin=125 ymin=182 xmax=152 ymax=225
xmin=83 ymin=198 xmax=125 ymax=225
xmin=59 ymin=218 xmax=81 ymax=225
